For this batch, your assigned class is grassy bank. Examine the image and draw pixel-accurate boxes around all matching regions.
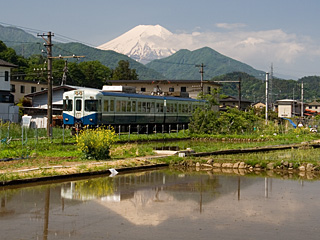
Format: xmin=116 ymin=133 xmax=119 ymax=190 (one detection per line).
xmin=1 ymin=124 xmax=320 ymax=183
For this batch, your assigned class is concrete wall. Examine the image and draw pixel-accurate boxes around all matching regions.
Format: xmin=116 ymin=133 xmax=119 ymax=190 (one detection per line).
xmin=0 ymin=103 xmax=19 ymax=123
xmin=0 ymin=66 xmax=10 ymax=91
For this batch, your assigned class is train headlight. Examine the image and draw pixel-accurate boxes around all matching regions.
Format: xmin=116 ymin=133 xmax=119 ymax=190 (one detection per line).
xmin=65 ymin=118 xmax=69 ymax=121
xmin=89 ymin=118 xmax=93 ymax=122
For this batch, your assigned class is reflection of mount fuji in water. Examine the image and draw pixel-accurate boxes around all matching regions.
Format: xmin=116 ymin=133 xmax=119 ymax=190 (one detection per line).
xmin=60 ymin=170 xmax=257 ymax=204
xmin=59 ymin=170 xmax=262 ymax=226
xmin=0 ymin=170 xmax=270 ymax=238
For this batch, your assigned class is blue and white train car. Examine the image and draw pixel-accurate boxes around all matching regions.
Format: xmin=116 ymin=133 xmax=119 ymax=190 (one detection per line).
xmin=62 ymin=86 xmax=206 ymax=131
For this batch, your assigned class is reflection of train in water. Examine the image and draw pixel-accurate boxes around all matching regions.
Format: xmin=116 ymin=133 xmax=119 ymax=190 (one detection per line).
xmin=62 ymin=86 xmax=207 ymax=132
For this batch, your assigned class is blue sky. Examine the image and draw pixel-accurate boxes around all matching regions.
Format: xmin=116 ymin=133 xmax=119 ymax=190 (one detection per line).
xmin=1 ymin=0 xmax=320 ymax=79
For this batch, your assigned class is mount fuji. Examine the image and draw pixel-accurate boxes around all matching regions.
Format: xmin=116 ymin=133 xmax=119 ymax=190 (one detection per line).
xmin=96 ymin=25 xmax=176 ymax=64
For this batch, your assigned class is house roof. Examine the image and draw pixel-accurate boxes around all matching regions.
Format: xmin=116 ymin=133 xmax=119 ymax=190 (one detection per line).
xmin=220 ymin=95 xmax=252 ymax=103
xmin=24 ymin=85 xmax=77 ymax=98
xmin=0 ymin=59 xmax=17 ymax=68
xmin=306 ymin=101 xmax=320 ymax=106
xmin=24 ymin=85 xmax=100 ymax=98
xmin=276 ymin=99 xmax=297 ymax=102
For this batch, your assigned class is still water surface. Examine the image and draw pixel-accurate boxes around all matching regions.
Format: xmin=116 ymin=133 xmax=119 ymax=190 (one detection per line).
xmin=1 ymin=169 xmax=320 ymax=240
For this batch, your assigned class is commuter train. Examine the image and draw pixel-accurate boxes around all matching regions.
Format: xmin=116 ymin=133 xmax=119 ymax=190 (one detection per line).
xmin=62 ymin=86 xmax=207 ymax=132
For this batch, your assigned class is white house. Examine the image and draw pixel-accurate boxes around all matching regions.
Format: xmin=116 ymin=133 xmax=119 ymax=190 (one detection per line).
xmin=276 ymin=99 xmax=302 ymax=118
xmin=0 ymin=59 xmax=19 ymax=122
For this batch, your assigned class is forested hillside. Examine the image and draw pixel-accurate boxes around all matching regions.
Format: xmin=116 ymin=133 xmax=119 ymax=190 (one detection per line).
xmin=213 ymin=72 xmax=320 ymax=103
xmin=146 ymin=47 xmax=266 ymax=80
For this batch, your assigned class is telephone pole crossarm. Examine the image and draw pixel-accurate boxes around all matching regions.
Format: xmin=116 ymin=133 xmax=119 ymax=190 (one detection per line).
xmin=49 ymin=55 xmax=85 ymax=59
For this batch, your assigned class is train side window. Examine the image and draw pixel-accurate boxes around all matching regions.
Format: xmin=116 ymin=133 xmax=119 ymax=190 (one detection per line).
xmin=160 ymin=103 xmax=164 ymax=112
xmin=127 ymin=101 xmax=132 ymax=112
xmin=132 ymin=101 xmax=136 ymax=112
xmin=63 ymin=99 xmax=73 ymax=111
xmin=146 ymin=102 xmax=150 ymax=113
xmin=104 ymin=100 xmax=109 ymax=112
xmin=179 ymin=104 xmax=182 ymax=113
xmin=151 ymin=102 xmax=155 ymax=113
xmin=121 ymin=101 xmax=126 ymax=112
xmin=174 ymin=103 xmax=177 ymax=113
xmin=167 ymin=103 xmax=170 ymax=113
xmin=76 ymin=99 xmax=82 ymax=111
xmin=138 ymin=102 xmax=142 ymax=112
xmin=156 ymin=103 xmax=160 ymax=113
xmin=116 ymin=101 xmax=121 ymax=112
xmin=110 ymin=100 xmax=114 ymax=111
xmin=142 ymin=102 xmax=146 ymax=112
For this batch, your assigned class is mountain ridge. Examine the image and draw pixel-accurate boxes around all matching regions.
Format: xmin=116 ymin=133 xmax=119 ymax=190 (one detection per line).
xmin=146 ymin=46 xmax=266 ymax=80
xmin=0 ymin=24 xmax=165 ymax=80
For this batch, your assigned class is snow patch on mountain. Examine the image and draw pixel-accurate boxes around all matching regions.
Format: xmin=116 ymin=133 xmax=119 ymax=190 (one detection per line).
xmin=96 ymin=25 xmax=176 ymax=63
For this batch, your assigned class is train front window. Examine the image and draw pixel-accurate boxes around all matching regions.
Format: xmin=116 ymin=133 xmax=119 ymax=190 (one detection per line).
xmin=63 ymin=99 xmax=73 ymax=111
xmin=76 ymin=99 xmax=82 ymax=111
xmin=85 ymin=100 xmax=98 ymax=112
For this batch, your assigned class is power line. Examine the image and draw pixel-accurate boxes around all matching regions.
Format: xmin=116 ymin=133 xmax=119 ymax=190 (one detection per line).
xmin=0 ymin=21 xmax=96 ymax=46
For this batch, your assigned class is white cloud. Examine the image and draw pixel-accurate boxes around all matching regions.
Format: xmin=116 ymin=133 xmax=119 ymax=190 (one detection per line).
xmin=215 ymin=23 xmax=247 ymax=30
xmin=163 ymin=28 xmax=320 ymax=77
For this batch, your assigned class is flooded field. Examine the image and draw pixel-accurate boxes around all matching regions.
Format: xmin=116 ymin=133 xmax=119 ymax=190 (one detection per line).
xmin=1 ymin=169 xmax=320 ymax=240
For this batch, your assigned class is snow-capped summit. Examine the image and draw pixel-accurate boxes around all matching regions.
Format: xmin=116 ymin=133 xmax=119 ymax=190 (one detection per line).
xmin=96 ymin=25 xmax=176 ymax=64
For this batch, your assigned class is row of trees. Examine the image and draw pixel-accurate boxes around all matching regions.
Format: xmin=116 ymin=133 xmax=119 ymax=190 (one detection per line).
xmin=0 ymin=41 xmax=138 ymax=89
xmin=212 ymin=72 xmax=320 ymax=103
xmin=190 ymin=92 xmax=279 ymax=135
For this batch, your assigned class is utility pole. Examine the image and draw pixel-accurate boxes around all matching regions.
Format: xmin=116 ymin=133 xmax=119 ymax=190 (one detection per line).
xmin=38 ymin=32 xmax=54 ymax=137
xmin=238 ymin=77 xmax=241 ymax=110
xmin=269 ymin=63 xmax=273 ymax=109
xmin=301 ymin=81 xmax=304 ymax=117
xmin=195 ymin=63 xmax=206 ymax=94
xmin=265 ymin=72 xmax=269 ymax=125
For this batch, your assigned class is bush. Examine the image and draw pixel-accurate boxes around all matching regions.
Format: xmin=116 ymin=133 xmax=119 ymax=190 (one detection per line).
xmin=77 ymin=127 xmax=117 ymax=160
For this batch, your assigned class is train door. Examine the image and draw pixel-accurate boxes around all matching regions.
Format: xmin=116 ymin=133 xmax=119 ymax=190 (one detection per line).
xmin=74 ymin=94 xmax=83 ymax=123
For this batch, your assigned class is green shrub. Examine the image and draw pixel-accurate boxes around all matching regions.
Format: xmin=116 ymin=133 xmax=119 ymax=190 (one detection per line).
xmin=77 ymin=127 xmax=117 ymax=160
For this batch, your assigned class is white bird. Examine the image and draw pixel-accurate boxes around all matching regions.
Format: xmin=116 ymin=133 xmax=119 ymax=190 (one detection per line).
xmin=109 ymin=168 xmax=118 ymax=177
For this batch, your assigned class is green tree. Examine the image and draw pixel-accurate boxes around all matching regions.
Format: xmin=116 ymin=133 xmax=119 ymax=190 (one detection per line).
xmin=0 ymin=40 xmax=28 ymax=71
xmin=189 ymin=107 xmax=262 ymax=135
xmin=78 ymin=61 xmax=112 ymax=88
xmin=111 ymin=60 xmax=138 ymax=80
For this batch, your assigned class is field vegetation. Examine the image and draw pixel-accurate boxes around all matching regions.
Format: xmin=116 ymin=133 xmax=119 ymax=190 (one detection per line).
xmin=1 ymin=107 xmax=320 ymax=182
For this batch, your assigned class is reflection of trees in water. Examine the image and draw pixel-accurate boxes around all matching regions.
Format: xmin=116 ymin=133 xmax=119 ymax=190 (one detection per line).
xmin=74 ymin=177 xmax=115 ymax=199
xmin=59 ymin=170 xmax=257 ymax=205
xmin=0 ymin=196 xmax=15 ymax=216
